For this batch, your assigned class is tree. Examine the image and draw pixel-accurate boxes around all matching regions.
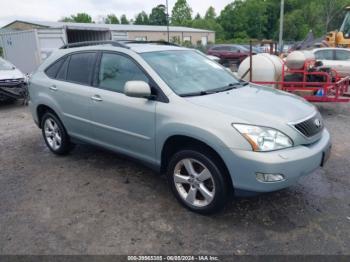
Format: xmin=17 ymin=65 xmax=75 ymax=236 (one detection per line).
xmin=134 ymin=11 xmax=149 ymax=25
xmin=218 ymin=0 xmax=268 ymax=40
xmin=60 ymin=13 xmax=93 ymax=23
xmin=205 ymin=6 xmax=216 ymax=20
xmin=149 ymin=4 xmax=167 ymax=25
xmin=171 ymin=0 xmax=192 ymax=26
xmin=104 ymin=14 xmax=119 ymax=24
xmin=216 ymin=0 xmax=350 ymax=42
xmin=120 ymin=14 xmax=129 ymax=24
xmin=321 ymin=0 xmax=349 ymax=33
xmin=194 ymin=13 xmax=201 ymax=20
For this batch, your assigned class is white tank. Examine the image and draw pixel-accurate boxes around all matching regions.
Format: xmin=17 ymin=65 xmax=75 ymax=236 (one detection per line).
xmin=285 ymin=50 xmax=314 ymax=70
xmin=237 ymin=54 xmax=284 ymax=88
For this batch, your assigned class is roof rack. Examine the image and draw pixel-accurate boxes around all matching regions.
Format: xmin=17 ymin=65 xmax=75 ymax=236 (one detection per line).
xmin=60 ymin=40 xmax=130 ymax=49
xmin=119 ymin=40 xmax=180 ymax=46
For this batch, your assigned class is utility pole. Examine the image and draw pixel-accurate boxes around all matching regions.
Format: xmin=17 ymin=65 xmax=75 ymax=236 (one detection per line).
xmin=278 ymin=0 xmax=285 ymax=53
xmin=166 ymin=0 xmax=170 ymax=42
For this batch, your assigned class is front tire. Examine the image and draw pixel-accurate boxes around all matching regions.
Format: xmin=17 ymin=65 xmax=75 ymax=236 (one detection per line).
xmin=41 ymin=112 xmax=73 ymax=155
xmin=167 ymin=149 xmax=229 ymax=214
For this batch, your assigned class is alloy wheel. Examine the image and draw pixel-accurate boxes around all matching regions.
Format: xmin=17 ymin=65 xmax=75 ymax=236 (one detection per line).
xmin=44 ymin=117 xmax=62 ymax=151
xmin=173 ymin=158 xmax=215 ymax=207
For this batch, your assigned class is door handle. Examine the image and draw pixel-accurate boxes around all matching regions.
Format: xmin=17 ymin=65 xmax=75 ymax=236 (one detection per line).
xmin=49 ymin=85 xmax=58 ymax=91
xmin=91 ymin=95 xmax=103 ymax=102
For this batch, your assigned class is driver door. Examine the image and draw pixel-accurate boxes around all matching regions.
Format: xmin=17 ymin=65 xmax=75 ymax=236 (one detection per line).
xmin=90 ymin=52 xmax=157 ymax=163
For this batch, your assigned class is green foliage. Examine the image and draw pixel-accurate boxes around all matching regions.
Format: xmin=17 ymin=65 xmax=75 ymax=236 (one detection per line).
xmin=194 ymin=13 xmax=201 ymax=20
xmin=171 ymin=0 xmax=193 ymax=26
xmin=149 ymin=4 xmax=167 ymax=25
xmin=60 ymin=13 xmax=93 ymax=23
xmin=120 ymin=14 xmax=129 ymax=24
xmin=204 ymin=6 xmax=216 ymax=20
xmin=218 ymin=0 xmax=268 ymax=40
xmin=192 ymin=7 xmax=224 ymax=39
xmin=134 ymin=11 xmax=149 ymax=25
xmin=105 ymin=14 xmax=119 ymax=24
xmin=217 ymin=0 xmax=350 ymax=41
xmin=0 ymin=47 xmax=3 ymax=57
xmin=56 ymin=0 xmax=349 ymax=43
xmin=171 ymin=36 xmax=181 ymax=44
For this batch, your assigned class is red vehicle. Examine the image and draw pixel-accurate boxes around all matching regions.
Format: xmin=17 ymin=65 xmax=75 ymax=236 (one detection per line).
xmin=207 ymin=44 xmax=255 ymax=65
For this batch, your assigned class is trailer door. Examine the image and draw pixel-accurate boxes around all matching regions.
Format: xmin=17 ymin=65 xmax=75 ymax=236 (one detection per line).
xmin=0 ymin=30 xmax=40 ymax=74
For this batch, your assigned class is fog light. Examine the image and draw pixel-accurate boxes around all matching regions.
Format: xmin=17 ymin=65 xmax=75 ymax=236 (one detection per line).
xmin=256 ymin=173 xmax=285 ymax=183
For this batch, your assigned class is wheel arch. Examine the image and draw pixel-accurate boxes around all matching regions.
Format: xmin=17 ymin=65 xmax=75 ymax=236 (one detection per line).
xmin=160 ymin=135 xmax=234 ymax=190
xmin=36 ymin=104 xmax=60 ymax=128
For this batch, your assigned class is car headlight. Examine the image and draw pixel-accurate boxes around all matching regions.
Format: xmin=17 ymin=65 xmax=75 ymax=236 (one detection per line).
xmin=232 ymin=124 xmax=293 ymax=152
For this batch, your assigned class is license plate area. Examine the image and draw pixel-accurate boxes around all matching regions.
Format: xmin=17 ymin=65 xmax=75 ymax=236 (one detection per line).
xmin=321 ymin=145 xmax=332 ymax=167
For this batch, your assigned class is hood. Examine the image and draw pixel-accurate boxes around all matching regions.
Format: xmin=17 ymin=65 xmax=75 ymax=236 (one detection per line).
xmin=0 ymin=68 xmax=25 ymax=80
xmin=185 ymin=84 xmax=316 ymax=125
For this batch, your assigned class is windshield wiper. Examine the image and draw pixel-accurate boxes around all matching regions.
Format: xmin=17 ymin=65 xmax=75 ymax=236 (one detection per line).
xmin=180 ymin=90 xmax=216 ymax=97
xmin=180 ymin=82 xmax=249 ymax=97
xmin=210 ymin=82 xmax=247 ymax=93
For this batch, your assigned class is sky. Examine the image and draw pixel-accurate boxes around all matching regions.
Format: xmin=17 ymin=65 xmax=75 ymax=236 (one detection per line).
xmin=0 ymin=0 xmax=233 ymax=27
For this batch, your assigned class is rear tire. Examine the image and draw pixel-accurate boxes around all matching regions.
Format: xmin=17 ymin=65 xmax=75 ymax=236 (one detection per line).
xmin=167 ymin=149 xmax=229 ymax=214
xmin=41 ymin=112 xmax=73 ymax=155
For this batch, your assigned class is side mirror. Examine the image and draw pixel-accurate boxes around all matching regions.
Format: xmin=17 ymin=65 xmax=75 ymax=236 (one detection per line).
xmin=124 ymin=81 xmax=152 ymax=98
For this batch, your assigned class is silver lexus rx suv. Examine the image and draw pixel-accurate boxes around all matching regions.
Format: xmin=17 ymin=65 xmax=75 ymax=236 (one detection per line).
xmin=28 ymin=41 xmax=331 ymax=214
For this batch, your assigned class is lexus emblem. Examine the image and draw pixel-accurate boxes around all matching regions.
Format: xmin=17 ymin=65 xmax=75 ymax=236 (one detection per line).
xmin=314 ymin=118 xmax=321 ymax=128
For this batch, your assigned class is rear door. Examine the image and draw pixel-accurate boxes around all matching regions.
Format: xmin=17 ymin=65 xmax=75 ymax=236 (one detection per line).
xmin=50 ymin=51 xmax=97 ymax=140
xmin=314 ymin=49 xmax=335 ymax=68
xmin=334 ymin=49 xmax=350 ymax=77
xmin=89 ymin=52 xmax=157 ymax=163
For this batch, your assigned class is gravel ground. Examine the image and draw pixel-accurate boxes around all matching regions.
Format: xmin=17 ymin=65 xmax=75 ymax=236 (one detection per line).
xmin=0 ymin=101 xmax=349 ymax=255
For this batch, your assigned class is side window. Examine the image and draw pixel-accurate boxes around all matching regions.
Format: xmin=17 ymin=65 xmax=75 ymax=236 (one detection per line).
xmin=56 ymin=57 xmax=70 ymax=80
xmin=229 ymin=46 xmax=238 ymax=52
xmin=66 ymin=52 xmax=96 ymax=85
xmin=335 ymin=50 xmax=350 ymax=61
xmin=98 ymin=53 xmax=148 ymax=93
xmin=45 ymin=58 xmax=65 ymax=78
xmin=315 ymin=50 xmax=333 ymax=60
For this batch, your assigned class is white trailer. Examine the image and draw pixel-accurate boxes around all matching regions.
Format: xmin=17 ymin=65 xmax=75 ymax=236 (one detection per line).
xmin=0 ymin=26 xmax=111 ymax=74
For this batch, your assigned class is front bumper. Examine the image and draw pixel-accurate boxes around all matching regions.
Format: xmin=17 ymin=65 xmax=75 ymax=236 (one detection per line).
xmin=0 ymin=83 xmax=27 ymax=100
xmin=223 ymin=128 xmax=331 ymax=193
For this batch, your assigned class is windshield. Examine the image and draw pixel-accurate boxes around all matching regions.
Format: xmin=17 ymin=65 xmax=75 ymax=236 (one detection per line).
xmin=0 ymin=59 xmax=14 ymax=70
xmin=141 ymin=50 xmax=239 ymax=96
xmin=341 ymin=11 xmax=350 ymax=37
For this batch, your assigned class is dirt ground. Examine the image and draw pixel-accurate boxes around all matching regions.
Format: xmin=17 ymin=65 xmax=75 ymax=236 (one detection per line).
xmin=0 ymin=101 xmax=349 ymax=255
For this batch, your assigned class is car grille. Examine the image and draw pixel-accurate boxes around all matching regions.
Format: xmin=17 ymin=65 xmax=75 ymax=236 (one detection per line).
xmin=294 ymin=114 xmax=324 ymax=137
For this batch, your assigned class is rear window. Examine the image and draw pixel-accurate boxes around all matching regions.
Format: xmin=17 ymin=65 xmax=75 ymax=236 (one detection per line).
xmin=335 ymin=50 xmax=350 ymax=60
xmin=315 ymin=50 xmax=333 ymax=60
xmin=45 ymin=58 xmax=65 ymax=78
xmin=66 ymin=52 xmax=96 ymax=85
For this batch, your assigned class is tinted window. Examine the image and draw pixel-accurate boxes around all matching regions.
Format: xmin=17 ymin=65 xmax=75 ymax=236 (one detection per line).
xmin=229 ymin=46 xmax=238 ymax=52
xmin=56 ymin=57 xmax=69 ymax=80
xmin=66 ymin=52 xmax=96 ymax=85
xmin=98 ymin=53 xmax=148 ymax=93
xmin=212 ymin=46 xmax=227 ymax=51
xmin=315 ymin=50 xmax=333 ymax=60
xmin=335 ymin=50 xmax=350 ymax=60
xmin=45 ymin=58 xmax=65 ymax=78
